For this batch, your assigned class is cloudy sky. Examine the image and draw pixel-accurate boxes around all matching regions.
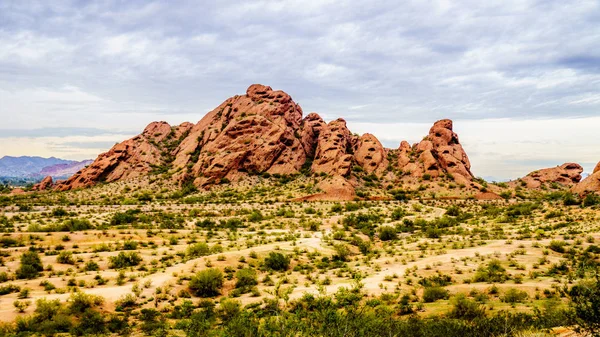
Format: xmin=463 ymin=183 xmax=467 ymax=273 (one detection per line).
xmin=1 ymin=0 xmax=599 ymax=180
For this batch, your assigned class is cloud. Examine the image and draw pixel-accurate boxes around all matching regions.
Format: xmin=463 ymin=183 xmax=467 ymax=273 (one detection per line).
xmin=0 ymin=0 xmax=599 ymax=178
xmin=0 ymin=127 xmax=135 ymax=138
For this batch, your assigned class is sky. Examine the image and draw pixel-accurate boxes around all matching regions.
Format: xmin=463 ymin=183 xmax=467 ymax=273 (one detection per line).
xmin=0 ymin=0 xmax=599 ymax=181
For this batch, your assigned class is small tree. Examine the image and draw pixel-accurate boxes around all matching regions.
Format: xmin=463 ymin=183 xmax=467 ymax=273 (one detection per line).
xmin=447 ymin=294 xmax=486 ymax=320
xmin=235 ymin=268 xmax=258 ymax=289
xmin=379 ymin=226 xmax=397 ymax=241
xmin=569 ymin=275 xmax=600 ymax=336
xmin=13 ymin=300 xmax=30 ymax=313
xmin=264 ymin=252 xmax=290 ymax=271
xmin=16 ymin=250 xmax=43 ymax=279
xmin=189 ymin=268 xmax=224 ymax=297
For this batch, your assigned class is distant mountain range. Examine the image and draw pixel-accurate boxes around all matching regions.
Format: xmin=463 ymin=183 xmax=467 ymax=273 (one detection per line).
xmin=0 ymin=156 xmax=92 ymax=179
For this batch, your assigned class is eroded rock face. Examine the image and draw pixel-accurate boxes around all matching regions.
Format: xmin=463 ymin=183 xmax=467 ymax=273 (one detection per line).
xmin=572 ymin=161 xmax=600 ymax=195
xmin=55 ymin=121 xmax=192 ymax=191
xmin=311 ymin=119 xmax=355 ymax=176
xmin=354 ymin=133 xmax=388 ymax=175
xmin=172 ymin=84 xmax=307 ymax=186
xmin=32 ymin=176 xmax=53 ymax=191
xmin=54 ymin=85 xmax=478 ymax=195
xmin=518 ymin=163 xmax=583 ymax=189
xmin=392 ymin=119 xmax=474 ymax=185
xmin=300 ymin=113 xmax=326 ymax=159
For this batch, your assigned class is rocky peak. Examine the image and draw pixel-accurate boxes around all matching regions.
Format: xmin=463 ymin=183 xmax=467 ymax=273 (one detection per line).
xmin=573 ymin=161 xmax=600 ymax=195
xmin=32 ymin=176 xmax=53 ymax=191
xmin=354 ymin=133 xmax=388 ymax=175
xmin=53 ymin=85 xmax=479 ymax=196
xmin=311 ymin=118 xmax=355 ymax=176
xmin=392 ymin=119 xmax=474 ymax=185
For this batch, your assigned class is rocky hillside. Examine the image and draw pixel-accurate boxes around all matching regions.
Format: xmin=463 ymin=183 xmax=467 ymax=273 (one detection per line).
xmin=53 ymin=84 xmax=480 ymax=196
xmin=572 ymin=161 xmax=600 ymax=195
xmin=510 ymin=163 xmax=583 ymax=189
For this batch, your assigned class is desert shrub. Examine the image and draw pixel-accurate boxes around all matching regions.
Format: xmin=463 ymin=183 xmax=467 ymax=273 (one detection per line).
xmin=0 ymin=284 xmax=20 ymax=295
xmin=264 ymin=252 xmax=290 ymax=271
xmin=16 ymin=250 xmax=43 ymax=279
xmin=109 ymin=210 xmax=140 ymax=226
xmin=84 ymin=261 xmax=99 ymax=271
xmin=445 ymin=205 xmax=460 ymax=216
xmin=333 ymin=244 xmax=351 ymax=262
xmin=248 ymin=210 xmax=264 ymax=222
xmin=473 ymin=259 xmax=508 ymax=283
xmin=330 ymin=203 xmax=343 ymax=213
xmin=235 ymin=268 xmax=258 ymax=289
xmin=379 ymin=226 xmax=397 ymax=241
xmin=122 ymin=240 xmax=138 ymax=250
xmin=187 ymin=242 xmax=210 ymax=258
xmin=189 ymin=268 xmax=224 ymax=297
xmin=569 ymin=276 xmax=600 ymax=336
xmin=583 ymin=193 xmax=600 ymax=207
xmin=56 ymin=251 xmax=74 ymax=264
xmin=391 ymin=207 xmax=406 ymax=220
xmin=447 ymin=294 xmax=486 ymax=320
xmin=501 ymin=288 xmax=528 ymax=304
xmin=548 ymin=240 xmax=566 ymax=253
xmin=563 ymin=193 xmax=580 ymax=206
xmin=51 ymin=207 xmax=68 ymax=217
xmin=109 ymin=252 xmax=142 ymax=269
xmin=418 ymin=274 xmax=453 ymax=287
xmin=423 ymin=287 xmax=449 ymax=303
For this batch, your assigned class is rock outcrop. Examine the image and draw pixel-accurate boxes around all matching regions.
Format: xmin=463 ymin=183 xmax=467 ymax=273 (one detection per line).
xmin=311 ymin=119 xmax=355 ymax=176
xmin=54 ymin=85 xmax=478 ymax=195
xmin=514 ymin=163 xmax=583 ymax=189
xmin=391 ymin=119 xmax=474 ymax=185
xmin=572 ymin=161 xmax=600 ymax=195
xmin=354 ymin=134 xmax=388 ymax=175
xmin=55 ymin=121 xmax=193 ymax=191
xmin=32 ymin=176 xmax=53 ymax=191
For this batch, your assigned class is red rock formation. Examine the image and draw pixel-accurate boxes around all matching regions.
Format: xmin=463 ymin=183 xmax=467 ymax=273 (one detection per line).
xmin=171 ymin=84 xmax=307 ymax=186
xmin=572 ymin=161 xmax=600 ymax=195
xmin=55 ymin=121 xmax=193 ymax=191
xmin=32 ymin=176 xmax=53 ymax=191
xmin=515 ymin=163 xmax=583 ymax=189
xmin=311 ymin=119 xmax=355 ymax=176
xmin=53 ymin=85 xmax=480 ymax=196
xmin=300 ymin=113 xmax=326 ymax=159
xmin=391 ymin=119 xmax=474 ymax=185
xmin=354 ymin=133 xmax=388 ymax=175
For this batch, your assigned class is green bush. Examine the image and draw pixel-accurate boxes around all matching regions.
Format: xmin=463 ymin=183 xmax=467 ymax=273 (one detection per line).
xmin=56 ymin=251 xmax=74 ymax=265
xmin=472 ymin=259 xmax=508 ymax=283
xmin=447 ymin=294 xmax=486 ymax=320
xmin=583 ymin=193 xmax=600 ymax=207
xmin=548 ymin=240 xmax=566 ymax=253
xmin=189 ymin=268 xmax=224 ymax=297
xmin=235 ymin=268 xmax=258 ymax=289
xmin=423 ymin=286 xmax=449 ymax=303
xmin=379 ymin=226 xmax=397 ymax=241
xmin=108 ymin=252 xmax=142 ymax=269
xmin=16 ymin=250 xmax=43 ymax=279
xmin=264 ymin=252 xmax=290 ymax=271
xmin=501 ymin=288 xmax=528 ymax=304
xmin=187 ymin=243 xmax=210 ymax=258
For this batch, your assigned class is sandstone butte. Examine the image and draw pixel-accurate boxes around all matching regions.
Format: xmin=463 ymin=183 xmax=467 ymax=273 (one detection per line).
xmin=572 ymin=161 xmax=600 ymax=196
xmin=27 ymin=84 xmax=597 ymax=199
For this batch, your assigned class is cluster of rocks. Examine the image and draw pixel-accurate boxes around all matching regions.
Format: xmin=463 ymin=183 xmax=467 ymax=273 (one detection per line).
xmin=28 ymin=84 xmax=600 ymax=199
